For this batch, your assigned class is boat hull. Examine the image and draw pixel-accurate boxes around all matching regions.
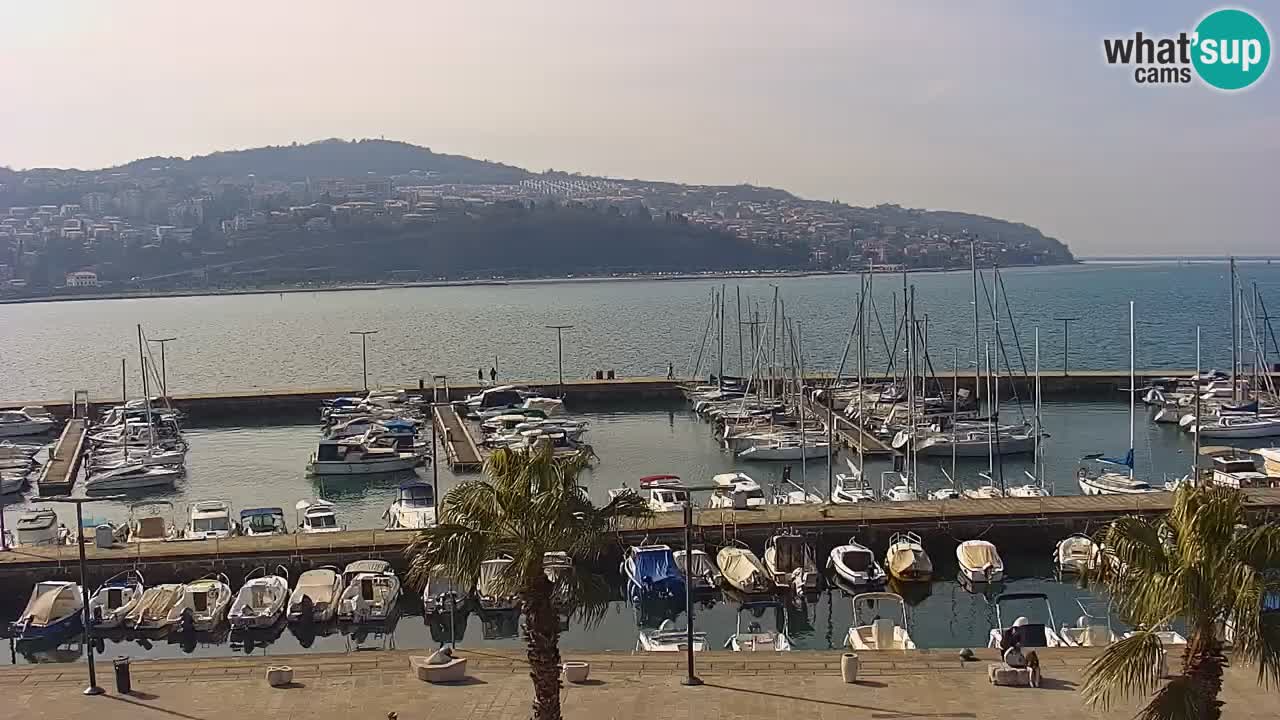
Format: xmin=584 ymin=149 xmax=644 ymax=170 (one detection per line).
xmin=307 ymin=457 xmax=419 ymax=475
xmin=10 ymin=611 xmax=83 ymax=641
xmin=918 ymin=437 xmax=1034 ymax=457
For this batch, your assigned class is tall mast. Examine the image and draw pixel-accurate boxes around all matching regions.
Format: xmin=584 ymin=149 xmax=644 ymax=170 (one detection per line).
xmin=1034 ymin=328 xmax=1041 ymax=489
xmin=717 ymin=286 xmax=725 ymax=388
xmin=137 ymin=324 xmax=155 ymax=455
xmin=1230 ymin=257 xmax=1239 ymax=402
xmin=907 ymin=285 xmax=916 ymax=490
xmin=797 ymin=320 xmax=807 ymax=497
xmin=736 ymin=286 xmax=745 ymax=377
xmin=951 ymin=346 xmax=959 ymax=490
xmin=1129 ymin=300 xmax=1135 ymax=479
xmin=971 ymin=240 xmax=981 ymax=402
xmin=986 ymin=341 xmax=994 ymax=476
xmin=1193 ymin=325 xmax=1202 ymax=484
xmin=857 ymin=274 xmax=867 ymax=477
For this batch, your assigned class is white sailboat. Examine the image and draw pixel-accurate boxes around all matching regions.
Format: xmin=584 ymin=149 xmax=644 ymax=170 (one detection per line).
xmin=1078 ymin=301 xmax=1155 ymax=496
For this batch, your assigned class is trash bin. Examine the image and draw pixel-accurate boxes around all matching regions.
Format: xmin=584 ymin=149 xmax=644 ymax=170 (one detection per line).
xmin=113 ymin=656 xmax=131 ymax=694
xmin=94 ymin=524 xmax=114 ymax=549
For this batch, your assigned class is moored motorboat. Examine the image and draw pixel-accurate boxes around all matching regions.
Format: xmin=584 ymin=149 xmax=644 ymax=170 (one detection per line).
xmin=15 ymin=508 xmax=66 ymax=547
xmin=288 ymin=567 xmax=344 ymax=623
xmin=229 ymin=566 xmax=290 ymax=630
xmin=706 ymin=472 xmax=766 ymax=508
xmin=0 ymin=408 xmax=57 ymax=438
xmin=716 ymin=543 xmax=773 ymax=595
xmin=622 ymin=545 xmax=685 ymax=603
xmin=885 ymin=531 xmax=933 ymax=582
xmin=637 ymin=618 xmax=706 ymax=652
xmin=673 ymin=548 xmax=723 ymax=591
xmin=85 ymin=461 xmax=183 ymax=491
xmin=306 ymin=436 xmax=421 ymax=475
xmin=239 ymin=507 xmax=288 ymax=536
xmin=168 ymin=575 xmax=233 ymax=632
xmin=831 ymin=460 xmax=876 ymax=503
xmin=9 ymin=581 xmax=83 ymax=641
xmin=384 ymin=480 xmax=437 ymax=530
xmin=847 ymin=592 xmax=916 ymax=650
xmin=185 ymin=500 xmax=237 ymax=539
xmin=763 ymin=532 xmax=819 ymax=593
xmin=125 ymin=584 xmax=184 ymax=631
xmin=1054 ymin=534 xmax=1100 ymax=575
xmin=477 ymin=556 xmax=519 ymax=610
xmin=88 ymin=570 xmax=146 ymax=630
xmin=827 ymin=538 xmax=886 ymax=587
xmin=725 ymin=601 xmax=792 ymax=652
xmin=296 ymin=499 xmax=344 ymax=533
xmin=956 ymin=540 xmax=1005 ymax=583
xmin=337 ymin=560 xmax=402 ymax=623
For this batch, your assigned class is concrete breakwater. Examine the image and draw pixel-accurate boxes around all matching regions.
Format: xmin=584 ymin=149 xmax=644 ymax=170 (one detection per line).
xmin=5 ymin=488 xmax=1280 ymax=594
xmin=4 ymin=370 xmax=1258 ymax=423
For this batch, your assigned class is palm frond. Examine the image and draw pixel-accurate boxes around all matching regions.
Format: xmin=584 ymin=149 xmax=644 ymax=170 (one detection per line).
xmin=1135 ymin=675 xmax=1210 ymax=720
xmin=1082 ymin=631 xmax=1169 ymax=709
xmin=1230 ymin=524 xmax=1280 ymax=576
xmin=404 ymin=521 xmax=494 ymax=591
xmin=1255 ymin=610 xmax=1280 ymax=689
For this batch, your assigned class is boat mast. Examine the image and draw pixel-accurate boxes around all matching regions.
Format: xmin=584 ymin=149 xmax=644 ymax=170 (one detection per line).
xmin=1034 ymin=328 xmax=1042 ymax=491
xmin=137 ymin=324 xmax=155 ymax=456
xmin=952 ymin=346 xmax=959 ymax=491
xmin=857 ymin=274 xmax=867 ymax=479
xmin=908 ymin=285 xmax=917 ymax=491
xmin=1128 ymin=300 xmax=1135 ymax=480
xmin=771 ymin=286 xmax=779 ymax=401
xmin=120 ymin=359 xmax=129 ymax=462
xmin=1193 ymin=325 xmax=1201 ymax=485
xmin=718 ymin=285 xmax=725 ymax=389
xmin=736 ymin=285 xmax=744 ymax=378
xmin=797 ymin=320 xmax=807 ymax=497
xmin=985 ymin=341 xmax=994 ymax=477
xmin=1230 ymin=257 xmax=1238 ymax=403
xmin=971 ymin=240 xmax=981 ymax=403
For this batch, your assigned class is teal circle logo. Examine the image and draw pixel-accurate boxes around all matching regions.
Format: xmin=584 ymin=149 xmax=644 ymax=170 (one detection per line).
xmin=1192 ymin=9 xmax=1270 ymax=90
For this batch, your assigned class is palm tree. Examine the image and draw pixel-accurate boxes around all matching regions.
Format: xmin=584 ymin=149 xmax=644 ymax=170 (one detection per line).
xmin=1082 ymin=484 xmax=1280 ymax=719
xmin=406 ymin=444 xmax=650 ymax=720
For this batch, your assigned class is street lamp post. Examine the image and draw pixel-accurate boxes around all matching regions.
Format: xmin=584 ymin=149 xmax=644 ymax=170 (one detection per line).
xmin=34 ymin=494 xmax=125 ymax=696
xmin=147 ymin=337 xmax=177 ymax=397
xmin=1054 ymin=318 xmax=1078 ymax=376
xmin=349 ymin=330 xmax=378 ymax=392
xmin=679 ymin=501 xmax=702 ymax=686
xmin=545 ymin=325 xmax=573 ymax=394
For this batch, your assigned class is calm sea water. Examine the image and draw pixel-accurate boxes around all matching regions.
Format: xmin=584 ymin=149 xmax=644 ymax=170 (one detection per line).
xmin=2 ymin=262 xmax=1278 ymax=401
xmin=3 ymin=399 xmax=1249 ymax=664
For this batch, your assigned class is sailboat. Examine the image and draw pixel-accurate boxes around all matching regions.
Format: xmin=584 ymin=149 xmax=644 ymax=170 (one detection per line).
xmin=833 ymin=280 xmax=877 ymax=504
xmin=1078 ymin=302 xmax=1155 ymax=496
xmin=1007 ymin=337 xmax=1048 ymax=497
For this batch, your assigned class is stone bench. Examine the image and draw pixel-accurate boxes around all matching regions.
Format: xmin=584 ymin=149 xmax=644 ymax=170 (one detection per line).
xmin=411 ymin=654 xmax=468 ymax=684
xmin=988 ymin=663 xmax=1040 ymax=688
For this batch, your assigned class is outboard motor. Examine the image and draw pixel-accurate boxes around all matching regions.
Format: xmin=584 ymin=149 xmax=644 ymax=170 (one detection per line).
xmin=176 ymin=607 xmax=195 ymax=635
xmin=299 ymin=595 xmax=315 ymax=625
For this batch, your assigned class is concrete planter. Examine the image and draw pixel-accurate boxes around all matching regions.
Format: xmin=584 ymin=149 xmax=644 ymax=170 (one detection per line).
xmin=562 ymin=661 xmax=590 ymax=683
xmin=266 ymin=666 xmax=293 ymax=687
xmin=841 ymin=653 xmax=859 ymax=683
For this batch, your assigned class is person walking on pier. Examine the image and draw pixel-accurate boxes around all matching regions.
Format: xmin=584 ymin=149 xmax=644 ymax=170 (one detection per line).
xmin=489 ymin=366 xmax=497 ymax=384
xmin=478 ymin=367 xmax=485 ymax=385
xmin=667 ymin=361 xmax=674 ymax=380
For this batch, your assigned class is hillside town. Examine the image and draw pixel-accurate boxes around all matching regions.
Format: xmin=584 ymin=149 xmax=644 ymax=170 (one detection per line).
xmin=0 ymin=141 xmax=1073 ymax=296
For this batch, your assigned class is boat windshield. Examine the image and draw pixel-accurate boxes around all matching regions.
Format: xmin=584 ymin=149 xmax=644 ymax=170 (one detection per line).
xmin=399 ymin=485 xmax=435 ymax=507
xmin=309 ymin=514 xmax=338 ymax=528
xmin=744 ymin=488 xmax=765 ymax=500
xmin=243 ymin=513 xmax=284 ymax=533
xmin=193 ymin=517 xmax=230 ymax=532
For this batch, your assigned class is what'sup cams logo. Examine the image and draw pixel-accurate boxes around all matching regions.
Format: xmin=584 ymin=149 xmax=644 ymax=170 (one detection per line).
xmin=1104 ymin=7 xmax=1270 ymax=90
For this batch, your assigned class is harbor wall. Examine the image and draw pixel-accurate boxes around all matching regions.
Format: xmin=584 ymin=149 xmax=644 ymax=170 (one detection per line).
xmin=6 ymin=370 xmax=1266 ymax=423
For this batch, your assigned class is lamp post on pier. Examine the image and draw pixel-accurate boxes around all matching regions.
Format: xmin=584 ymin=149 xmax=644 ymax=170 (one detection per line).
xmin=349 ymin=330 xmax=378 ymax=392
xmin=545 ymin=325 xmax=573 ymax=395
xmin=33 ymin=494 xmax=125 ymax=696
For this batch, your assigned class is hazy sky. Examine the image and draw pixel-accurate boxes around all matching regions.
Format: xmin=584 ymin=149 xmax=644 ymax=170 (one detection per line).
xmin=2 ymin=1 xmax=1277 ymax=255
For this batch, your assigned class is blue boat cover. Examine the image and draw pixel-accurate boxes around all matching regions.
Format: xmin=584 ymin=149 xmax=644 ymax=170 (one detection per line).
xmin=632 ymin=547 xmax=684 ymax=599
xmin=382 ymin=419 xmax=415 ymax=430
xmin=1099 ymin=449 xmax=1134 ymax=468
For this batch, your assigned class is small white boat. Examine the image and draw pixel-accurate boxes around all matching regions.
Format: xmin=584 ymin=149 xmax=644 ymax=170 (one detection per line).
xmin=88 ymin=447 xmax=186 ymax=471
xmin=228 ymin=566 xmax=290 ymax=630
xmin=384 ymin=480 xmax=437 ymax=530
xmin=477 ymin=557 xmax=518 ymax=610
xmin=1055 ymin=533 xmax=1099 ymax=575
xmin=987 ymin=592 xmax=1064 ymax=649
xmin=673 ymin=548 xmax=723 ymax=591
xmin=725 ymin=602 xmax=792 ymax=652
xmin=1077 ymin=469 xmax=1155 ymax=495
xmin=185 ymin=500 xmax=237 ymax=540
xmin=716 ymin=543 xmax=774 ymax=595
xmin=963 ymin=476 xmax=1006 ymax=499
xmin=287 ymin=567 xmax=344 ymax=623
xmin=85 ymin=462 xmax=182 ymax=491
xmin=15 ymin=508 xmax=66 ymax=547
xmin=124 ymin=501 xmax=179 ymax=543
xmin=239 ymin=507 xmax=288 ymax=536
xmin=87 ymin=570 xmax=146 ymax=630
xmin=295 ymin=499 xmax=344 ymax=533
xmin=125 ymin=584 xmax=184 ymax=631
xmin=478 ymin=556 xmax=517 ymax=604
xmin=737 ymin=440 xmax=830 ymax=461
xmin=1059 ymin=599 xmax=1117 ymax=648
xmin=763 ymin=533 xmax=819 ymax=593
xmin=827 ymin=538 xmax=886 ymax=587
xmin=637 ymin=475 xmax=689 ymax=512
xmin=831 ymin=460 xmax=876 ymax=503
xmin=707 ymin=472 xmax=766 ymax=509
xmin=0 ymin=408 xmax=57 ymax=438
xmin=9 ymin=581 xmax=83 ymax=640
xmin=956 ymin=539 xmax=1005 ymax=583
xmin=881 ymin=471 xmax=918 ymax=502
xmin=522 ymin=396 xmax=564 ymax=416
xmin=637 ymin=618 xmax=706 ymax=652
xmin=1195 ymin=415 xmax=1280 ymax=439
xmin=169 ymin=575 xmax=234 ymax=632
xmin=337 ymin=560 xmax=402 ymax=623
xmin=306 ymin=437 xmax=420 ymax=475
xmin=1123 ymin=626 xmax=1188 ymax=645
xmin=847 ymin=592 xmax=916 ymax=650
xmin=885 ymin=531 xmax=933 ymax=582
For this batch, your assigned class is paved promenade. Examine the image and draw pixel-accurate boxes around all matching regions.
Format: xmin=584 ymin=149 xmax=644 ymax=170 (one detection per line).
xmin=6 ymin=647 xmax=1276 ymax=719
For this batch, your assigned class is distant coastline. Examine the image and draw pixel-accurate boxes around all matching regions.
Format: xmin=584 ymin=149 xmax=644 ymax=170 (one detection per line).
xmin=0 ymin=260 xmax=1083 ymax=305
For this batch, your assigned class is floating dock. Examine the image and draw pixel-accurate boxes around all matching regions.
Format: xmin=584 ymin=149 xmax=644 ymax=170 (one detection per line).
xmin=34 ymin=418 xmax=86 ymax=494
xmin=830 ymin=412 xmax=896 ymax=457
xmin=432 ymin=404 xmax=483 ymax=471
xmin=4 ymin=488 xmax=1279 ymax=591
